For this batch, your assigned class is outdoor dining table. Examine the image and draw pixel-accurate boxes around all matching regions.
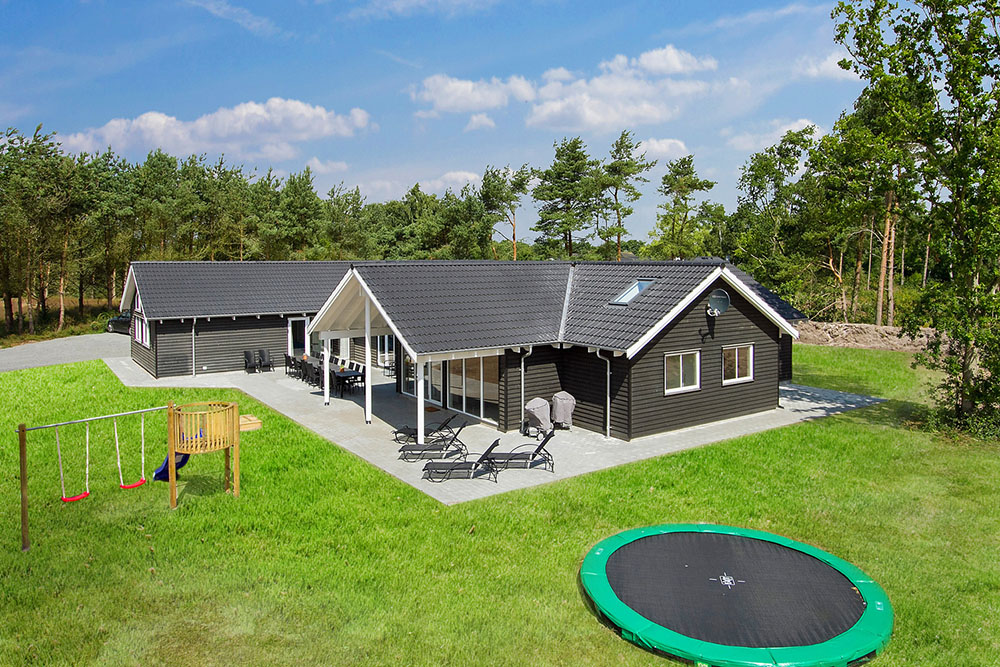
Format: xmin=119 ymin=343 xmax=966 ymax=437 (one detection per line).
xmin=332 ymin=368 xmax=362 ymax=398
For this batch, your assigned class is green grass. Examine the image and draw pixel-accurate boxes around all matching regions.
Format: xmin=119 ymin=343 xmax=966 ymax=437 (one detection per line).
xmin=1 ymin=346 xmax=998 ymax=665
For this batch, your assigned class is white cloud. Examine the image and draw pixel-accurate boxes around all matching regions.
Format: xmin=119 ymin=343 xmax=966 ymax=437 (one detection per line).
xmin=413 ymin=73 xmax=535 ymax=113
xmin=703 ymin=3 xmax=827 ymax=32
xmin=413 ymin=43 xmax=718 ymax=132
xmin=425 ymin=169 xmax=480 ymax=191
xmin=306 ymin=157 xmax=349 ymax=174
xmin=634 ymin=45 xmax=717 ymax=75
xmin=184 ymin=0 xmax=286 ymax=37
xmin=61 ymin=97 xmax=371 ymax=159
xmin=346 ymin=0 xmax=500 ymax=19
xmin=464 ymin=113 xmax=495 ymax=131
xmin=357 ymin=168 xmax=480 ymax=200
xmin=726 ymin=118 xmax=817 ymax=152
xmin=796 ymin=50 xmax=858 ymax=81
xmin=641 ymin=137 xmax=689 ymax=159
xmin=542 ymin=67 xmax=574 ymax=82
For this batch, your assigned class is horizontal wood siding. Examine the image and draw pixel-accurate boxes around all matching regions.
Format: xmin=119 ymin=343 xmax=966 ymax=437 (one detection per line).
xmin=557 ymin=347 xmax=629 ymax=439
xmin=500 ymin=347 xmax=560 ymax=432
xmin=779 ymin=333 xmax=793 ymax=381
xmin=155 ymin=320 xmax=194 ymax=377
xmin=350 ymin=337 xmax=378 ymax=366
xmin=130 ymin=317 xmax=156 ymax=377
xmin=193 ymin=315 xmax=287 ymax=374
xmin=629 ymin=278 xmax=780 ymax=438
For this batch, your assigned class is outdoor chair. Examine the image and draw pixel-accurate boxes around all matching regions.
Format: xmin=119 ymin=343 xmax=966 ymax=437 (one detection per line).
xmin=258 ymin=348 xmax=274 ymax=372
xmin=284 ymin=353 xmax=295 ymax=375
xmin=392 ymin=414 xmax=457 ymax=445
xmin=422 ymin=439 xmax=501 ymax=483
xmin=349 ymin=366 xmax=366 ymax=392
xmin=292 ymin=357 xmax=304 ymax=380
xmin=485 ymin=431 xmax=555 ymax=472
xmin=398 ymin=422 xmax=469 ymax=462
xmin=243 ymin=350 xmax=259 ymax=373
xmin=305 ymin=361 xmax=320 ymax=386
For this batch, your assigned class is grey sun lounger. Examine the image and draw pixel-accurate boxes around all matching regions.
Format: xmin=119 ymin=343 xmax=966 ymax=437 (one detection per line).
xmin=485 ymin=431 xmax=555 ymax=472
xmin=392 ymin=414 xmax=456 ymax=445
xmin=398 ymin=422 xmax=469 ymax=462
xmin=422 ymin=439 xmax=501 ymax=483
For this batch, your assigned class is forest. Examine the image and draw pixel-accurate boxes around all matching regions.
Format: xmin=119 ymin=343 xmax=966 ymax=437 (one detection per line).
xmin=1 ymin=0 xmax=997 ymax=431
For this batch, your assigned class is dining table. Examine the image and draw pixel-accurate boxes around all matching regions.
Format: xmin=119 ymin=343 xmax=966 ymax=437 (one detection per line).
xmin=332 ymin=367 xmax=362 ymax=398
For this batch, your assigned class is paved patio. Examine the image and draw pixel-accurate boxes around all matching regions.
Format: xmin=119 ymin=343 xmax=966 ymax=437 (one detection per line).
xmin=103 ymin=356 xmax=884 ymax=505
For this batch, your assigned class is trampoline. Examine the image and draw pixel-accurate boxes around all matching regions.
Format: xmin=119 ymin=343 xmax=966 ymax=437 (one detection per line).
xmin=580 ymin=524 xmax=893 ymax=667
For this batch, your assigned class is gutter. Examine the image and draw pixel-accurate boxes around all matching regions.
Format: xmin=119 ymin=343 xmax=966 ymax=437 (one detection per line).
xmin=592 ymin=349 xmax=611 ymax=438
xmin=520 ymin=345 xmax=534 ymax=434
xmin=191 ymin=318 xmax=197 ymax=377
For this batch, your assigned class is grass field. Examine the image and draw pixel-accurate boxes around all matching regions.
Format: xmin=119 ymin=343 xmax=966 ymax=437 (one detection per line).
xmin=1 ymin=344 xmax=997 ymax=665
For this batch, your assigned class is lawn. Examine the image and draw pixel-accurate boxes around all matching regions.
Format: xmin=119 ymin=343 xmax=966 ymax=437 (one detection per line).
xmin=1 ymin=344 xmax=997 ymax=665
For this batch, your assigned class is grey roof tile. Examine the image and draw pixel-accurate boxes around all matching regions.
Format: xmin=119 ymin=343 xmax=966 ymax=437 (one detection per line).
xmin=131 ymin=261 xmax=352 ymax=319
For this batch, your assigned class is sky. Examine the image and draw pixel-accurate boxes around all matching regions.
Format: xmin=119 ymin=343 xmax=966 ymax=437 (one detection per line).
xmin=1 ymin=1 xmax=865 ymax=241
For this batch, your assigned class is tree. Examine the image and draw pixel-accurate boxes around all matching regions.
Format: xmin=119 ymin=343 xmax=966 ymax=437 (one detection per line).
xmin=835 ymin=0 xmax=1000 ymax=428
xmin=480 ymin=164 xmax=530 ymax=260
xmin=532 ymin=137 xmax=599 ymax=257
xmin=604 ymin=131 xmax=656 ymax=261
xmin=645 ymin=155 xmax=716 ymax=259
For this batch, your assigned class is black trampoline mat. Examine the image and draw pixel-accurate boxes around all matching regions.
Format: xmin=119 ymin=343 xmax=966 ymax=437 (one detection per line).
xmin=605 ymin=531 xmax=866 ymax=648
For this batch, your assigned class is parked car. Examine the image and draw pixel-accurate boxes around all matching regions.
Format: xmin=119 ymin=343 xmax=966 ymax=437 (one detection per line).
xmin=106 ymin=310 xmax=132 ymax=334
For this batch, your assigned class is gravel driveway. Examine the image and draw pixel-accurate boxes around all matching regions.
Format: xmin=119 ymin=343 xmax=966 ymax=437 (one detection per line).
xmin=0 ymin=333 xmax=130 ymax=373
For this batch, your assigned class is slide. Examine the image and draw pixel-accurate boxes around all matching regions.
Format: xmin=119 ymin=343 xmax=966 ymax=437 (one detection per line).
xmin=153 ymin=453 xmax=191 ymax=482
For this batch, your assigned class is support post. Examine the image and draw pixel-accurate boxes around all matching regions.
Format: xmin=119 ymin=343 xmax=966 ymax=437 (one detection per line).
xmin=416 ymin=359 xmax=425 ymax=445
xmin=232 ymin=403 xmax=240 ymax=498
xmin=323 ymin=338 xmax=331 ymax=405
xmin=191 ymin=319 xmax=197 ymax=377
xmin=364 ymin=297 xmax=372 ymax=424
xmin=167 ymin=401 xmax=177 ymax=509
xmin=18 ymin=423 xmax=29 ymax=552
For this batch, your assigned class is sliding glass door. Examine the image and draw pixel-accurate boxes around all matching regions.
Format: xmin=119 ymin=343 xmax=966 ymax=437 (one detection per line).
xmin=402 ymin=356 xmax=443 ymax=406
xmin=445 ymin=355 xmax=500 ymax=424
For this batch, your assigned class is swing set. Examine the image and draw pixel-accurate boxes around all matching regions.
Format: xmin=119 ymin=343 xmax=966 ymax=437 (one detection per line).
xmin=15 ymin=401 xmax=240 ymax=552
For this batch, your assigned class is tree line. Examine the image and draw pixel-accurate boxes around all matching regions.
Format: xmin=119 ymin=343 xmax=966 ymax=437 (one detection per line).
xmin=1 ymin=0 xmax=997 ymax=430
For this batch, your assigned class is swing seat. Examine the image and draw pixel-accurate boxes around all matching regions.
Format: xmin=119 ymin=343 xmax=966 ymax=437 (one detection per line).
xmin=61 ymin=491 xmax=90 ymax=503
xmin=120 ymin=478 xmax=147 ymax=489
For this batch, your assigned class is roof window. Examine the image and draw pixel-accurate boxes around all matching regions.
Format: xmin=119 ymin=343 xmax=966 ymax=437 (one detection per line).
xmin=610 ymin=279 xmax=654 ymax=305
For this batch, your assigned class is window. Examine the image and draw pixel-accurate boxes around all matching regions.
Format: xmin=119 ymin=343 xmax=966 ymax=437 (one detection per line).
xmin=610 ymin=279 xmax=654 ymax=305
xmin=722 ymin=344 xmax=754 ymax=385
xmin=133 ymin=316 xmax=150 ymax=349
xmin=664 ymin=350 xmax=700 ymax=394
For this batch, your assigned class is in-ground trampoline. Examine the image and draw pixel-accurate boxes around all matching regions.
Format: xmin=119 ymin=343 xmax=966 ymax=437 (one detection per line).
xmin=580 ymin=524 xmax=893 ymax=667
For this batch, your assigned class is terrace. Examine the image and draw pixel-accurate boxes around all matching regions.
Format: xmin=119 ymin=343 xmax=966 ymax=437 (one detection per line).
xmin=105 ymin=355 xmax=882 ymax=504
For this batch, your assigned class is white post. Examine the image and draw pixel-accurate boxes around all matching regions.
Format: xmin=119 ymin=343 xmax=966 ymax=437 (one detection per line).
xmin=416 ymin=359 xmax=425 ymax=445
xmin=364 ymin=298 xmax=372 ymax=424
xmin=323 ymin=337 xmax=331 ymax=405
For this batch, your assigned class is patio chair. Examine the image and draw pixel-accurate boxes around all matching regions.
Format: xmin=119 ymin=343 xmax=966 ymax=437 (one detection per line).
xmin=243 ymin=350 xmax=259 ymax=373
xmin=422 ymin=439 xmax=501 ymax=483
xmin=292 ymin=357 xmax=304 ymax=380
xmin=284 ymin=353 xmax=295 ymax=375
xmin=485 ymin=431 xmax=555 ymax=472
xmin=392 ymin=414 xmax=457 ymax=445
xmin=349 ymin=366 xmax=366 ymax=392
xmin=258 ymin=348 xmax=274 ymax=372
xmin=305 ymin=361 xmax=320 ymax=386
xmin=398 ymin=422 xmax=469 ymax=462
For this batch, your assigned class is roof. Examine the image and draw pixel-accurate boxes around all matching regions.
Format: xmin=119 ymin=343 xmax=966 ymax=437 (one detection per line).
xmin=312 ymin=258 xmax=802 ymax=357
xmin=355 ymin=261 xmax=568 ymax=352
xmin=124 ymin=261 xmax=352 ymax=320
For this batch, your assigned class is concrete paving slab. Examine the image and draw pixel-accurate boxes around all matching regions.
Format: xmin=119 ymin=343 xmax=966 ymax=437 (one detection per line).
xmin=0 ymin=333 xmax=130 ymax=373
xmin=102 ymin=356 xmax=885 ymax=505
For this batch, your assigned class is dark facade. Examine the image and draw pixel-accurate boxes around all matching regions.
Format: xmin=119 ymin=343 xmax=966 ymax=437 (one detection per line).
xmin=393 ymin=278 xmax=784 ymax=441
xmin=131 ymin=308 xmax=295 ymax=378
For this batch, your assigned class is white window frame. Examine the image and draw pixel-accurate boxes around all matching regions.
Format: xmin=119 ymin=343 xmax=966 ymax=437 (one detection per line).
xmin=133 ymin=315 xmax=150 ymax=349
xmin=663 ymin=349 xmax=700 ymax=395
xmin=722 ymin=343 xmax=754 ymax=386
xmin=610 ymin=279 xmax=654 ymax=305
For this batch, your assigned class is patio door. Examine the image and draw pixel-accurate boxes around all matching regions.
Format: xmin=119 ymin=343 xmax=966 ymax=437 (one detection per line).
xmin=401 ymin=356 xmax=443 ymax=406
xmin=287 ymin=317 xmax=309 ymax=357
xmin=377 ymin=335 xmax=395 ymax=367
xmin=446 ymin=355 xmax=500 ymax=424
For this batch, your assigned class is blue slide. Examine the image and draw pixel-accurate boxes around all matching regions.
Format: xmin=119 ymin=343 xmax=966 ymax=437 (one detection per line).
xmin=153 ymin=453 xmax=190 ymax=482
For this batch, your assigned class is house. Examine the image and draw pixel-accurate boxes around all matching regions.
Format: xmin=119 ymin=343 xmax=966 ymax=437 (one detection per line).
xmin=306 ymin=259 xmax=805 ymax=442
xmin=121 ymin=261 xmax=359 ymax=377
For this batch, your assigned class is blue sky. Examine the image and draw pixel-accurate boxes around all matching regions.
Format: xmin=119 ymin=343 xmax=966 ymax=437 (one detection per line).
xmin=1 ymin=1 xmax=864 ymax=240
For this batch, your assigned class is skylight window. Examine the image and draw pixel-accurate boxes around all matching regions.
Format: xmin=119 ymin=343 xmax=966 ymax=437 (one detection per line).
xmin=610 ymin=279 xmax=654 ymax=305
